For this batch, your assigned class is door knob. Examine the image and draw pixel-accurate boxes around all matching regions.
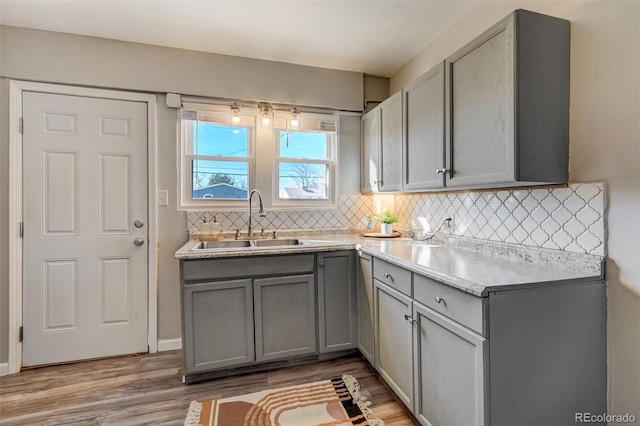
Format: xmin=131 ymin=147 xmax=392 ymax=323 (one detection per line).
xmin=134 ymin=219 xmax=145 ymax=228
xmin=133 ymin=237 xmax=145 ymax=247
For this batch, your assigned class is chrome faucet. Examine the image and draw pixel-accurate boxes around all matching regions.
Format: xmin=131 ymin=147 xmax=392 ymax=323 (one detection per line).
xmin=247 ymin=189 xmax=266 ymax=237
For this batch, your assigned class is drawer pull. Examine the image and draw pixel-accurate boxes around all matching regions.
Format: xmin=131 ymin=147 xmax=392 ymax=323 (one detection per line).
xmin=384 ymin=272 xmax=394 ymax=281
xmin=404 ymin=314 xmax=417 ymax=325
xmin=435 ymin=296 xmax=445 ymax=304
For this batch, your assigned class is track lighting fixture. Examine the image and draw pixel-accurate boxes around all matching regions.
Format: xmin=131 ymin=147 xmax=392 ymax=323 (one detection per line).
xmin=258 ymin=103 xmax=273 ymax=126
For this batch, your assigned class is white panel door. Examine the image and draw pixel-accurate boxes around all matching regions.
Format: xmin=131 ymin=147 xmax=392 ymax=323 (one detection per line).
xmin=22 ymin=91 xmax=148 ymax=366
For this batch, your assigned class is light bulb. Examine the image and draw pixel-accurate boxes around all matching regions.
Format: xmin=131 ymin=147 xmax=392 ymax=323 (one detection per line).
xmin=230 ymin=103 xmax=242 ymax=124
xmin=290 ymin=107 xmax=300 ymax=127
xmin=258 ymin=103 xmax=272 ymax=126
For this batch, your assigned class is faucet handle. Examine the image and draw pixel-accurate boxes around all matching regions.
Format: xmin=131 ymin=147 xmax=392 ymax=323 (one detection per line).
xmin=234 ymin=229 xmax=240 ymax=239
xmin=260 ymin=229 xmax=266 ymax=237
xmin=272 ymin=231 xmax=278 ymax=239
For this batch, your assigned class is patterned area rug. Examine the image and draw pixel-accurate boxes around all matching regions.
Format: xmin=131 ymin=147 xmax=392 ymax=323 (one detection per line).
xmin=184 ymin=374 xmax=386 ymax=426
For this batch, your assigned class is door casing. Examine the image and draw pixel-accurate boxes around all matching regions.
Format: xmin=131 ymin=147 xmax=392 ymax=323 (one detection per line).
xmin=7 ymin=80 xmax=159 ymax=374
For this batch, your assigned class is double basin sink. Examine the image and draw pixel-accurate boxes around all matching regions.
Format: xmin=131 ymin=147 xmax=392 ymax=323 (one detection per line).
xmin=192 ymin=238 xmax=302 ymax=251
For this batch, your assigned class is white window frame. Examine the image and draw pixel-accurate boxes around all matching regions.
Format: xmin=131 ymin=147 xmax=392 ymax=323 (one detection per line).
xmin=272 ymin=115 xmax=338 ymax=209
xmin=179 ymin=104 xmax=256 ymax=210
xmin=178 ymin=103 xmax=339 ymax=211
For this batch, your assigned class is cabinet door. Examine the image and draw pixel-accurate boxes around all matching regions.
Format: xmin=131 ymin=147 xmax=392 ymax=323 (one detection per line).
xmin=254 ymin=274 xmax=316 ymax=362
xmin=379 ymin=91 xmax=403 ymax=191
xmin=182 ymin=279 xmax=254 ymax=374
xmin=375 ymin=280 xmax=414 ymax=407
xmin=318 ymin=251 xmax=357 ymax=353
xmin=413 ymin=303 xmax=487 ymax=426
xmin=445 ymin=14 xmax=515 ymax=188
xmin=361 ymin=108 xmax=380 ymax=193
xmin=404 ymin=62 xmax=445 ymax=190
xmin=357 ymin=252 xmax=375 ymax=364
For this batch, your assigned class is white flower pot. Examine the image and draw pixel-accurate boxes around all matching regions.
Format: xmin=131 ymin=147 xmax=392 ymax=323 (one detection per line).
xmin=380 ymin=223 xmax=394 ymax=234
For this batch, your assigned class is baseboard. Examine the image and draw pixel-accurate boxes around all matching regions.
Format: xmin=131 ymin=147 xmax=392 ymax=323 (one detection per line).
xmin=0 ymin=363 xmax=9 ymax=376
xmin=157 ymin=338 xmax=182 ymax=352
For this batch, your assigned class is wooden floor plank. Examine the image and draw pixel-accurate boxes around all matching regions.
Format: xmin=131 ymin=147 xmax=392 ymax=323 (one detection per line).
xmin=0 ymin=350 xmax=416 ymax=425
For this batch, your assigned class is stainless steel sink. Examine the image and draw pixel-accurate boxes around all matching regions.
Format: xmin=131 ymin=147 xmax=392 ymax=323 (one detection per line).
xmin=192 ymin=238 xmax=302 ymax=251
xmin=197 ymin=240 xmax=252 ymax=249
xmin=253 ymin=238 xmax=301 ymax=247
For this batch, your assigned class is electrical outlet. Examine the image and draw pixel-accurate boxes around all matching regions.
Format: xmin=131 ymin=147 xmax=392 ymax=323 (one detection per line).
xmin=444 ymin=215 xmax=455 ymax=233
xmin=157 ymin=190 xmax=169 ymax=206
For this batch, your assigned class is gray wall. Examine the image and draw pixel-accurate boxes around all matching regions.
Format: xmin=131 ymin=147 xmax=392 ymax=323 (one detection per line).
xmin=0 ymin=25 xmax=364 ymax=362
xmin=391 ymin=0 xmax=640 ymax=419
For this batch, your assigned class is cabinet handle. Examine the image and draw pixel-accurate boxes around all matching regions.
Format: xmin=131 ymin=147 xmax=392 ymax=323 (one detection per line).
xmin=384 ymin=272 xmax=394 ymax=281
xmin=435 ymin=168 xmax=450 ymax=175
xmin=319 ymin=262 xmax=324 ymax=267
xmin=404 ymin=314 xmax=417 ymax=325
xmin=435 ymin=296 xmax=444 ymax=304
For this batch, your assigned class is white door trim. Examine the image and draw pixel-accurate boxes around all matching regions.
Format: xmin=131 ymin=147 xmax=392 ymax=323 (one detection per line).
xmin=7 ymin=80 xmax=159 ymax=375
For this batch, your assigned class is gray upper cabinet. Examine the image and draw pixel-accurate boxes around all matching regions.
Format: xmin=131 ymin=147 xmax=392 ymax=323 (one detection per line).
xmin=361 ymin=9 xmax=570 ymax=194
xmin=445 ymin=10 xmax=570 ymax=188
xmin=403 ymin=62 xmax=446 ymax=191
xmin=317 ymin=251 xmax=357 ymax=353
xmin=254 ymin=274 xmax=317 ymax=362
xmin=379 ymin=91 xmax=403 ymax=191
xmin=361 ymin=108 xmax=381 ymax=193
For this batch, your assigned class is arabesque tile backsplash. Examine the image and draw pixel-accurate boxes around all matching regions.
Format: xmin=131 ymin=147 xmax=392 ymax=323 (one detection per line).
xmin=187 ymin=182 xmax=606 ymax=257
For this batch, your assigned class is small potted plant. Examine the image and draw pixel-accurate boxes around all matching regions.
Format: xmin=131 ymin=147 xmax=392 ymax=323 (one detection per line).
xmin=376 ymin=209 xmax=400 ymax=234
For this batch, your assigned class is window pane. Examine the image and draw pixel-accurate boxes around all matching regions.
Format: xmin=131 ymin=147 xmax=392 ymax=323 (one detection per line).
xmin=192 ymin=160 xmax=248 ymax=199
xmin=193 ymin=122 xmax=248 ymax=157
xmin=278 ymin=162 xmax=328 ymax=199
xmin=278 ymin=131 xmax=328 ymax=159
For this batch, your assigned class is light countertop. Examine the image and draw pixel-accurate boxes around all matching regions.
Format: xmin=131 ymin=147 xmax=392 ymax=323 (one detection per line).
xmin=175 ymin=234 xmax=604 ymax=297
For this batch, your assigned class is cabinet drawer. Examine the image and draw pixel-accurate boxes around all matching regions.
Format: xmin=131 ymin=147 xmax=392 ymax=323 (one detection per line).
xmin=373 ymin=257 xmax=412 ymax=296
xmin=182 ymin=254 xmax=315 ymax=282
xmin=414 ymin=274 xmax=486 ymax=336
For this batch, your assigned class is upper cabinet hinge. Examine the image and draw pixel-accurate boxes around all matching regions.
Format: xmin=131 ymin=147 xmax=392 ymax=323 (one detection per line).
xmin=19 ymin=117 xmax=23 ymax=134
xmin=19 ymin=222 xmax=24 ymax=238
xmin=19 ymin=326 xmax=23 ymax=343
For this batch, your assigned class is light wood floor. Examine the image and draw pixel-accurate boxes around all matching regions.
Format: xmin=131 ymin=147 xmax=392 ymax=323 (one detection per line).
xmin=0 ymin=351 xmax=416 ymax=425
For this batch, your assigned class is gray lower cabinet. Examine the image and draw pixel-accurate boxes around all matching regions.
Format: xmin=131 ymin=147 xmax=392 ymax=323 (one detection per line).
xmin=180 ymin=254 xmax=317 ymax=380
xmin=317 ymin=251 xmax=357 ymax=353
xmin=356 ymin=251 xmax=375 ymax=364
xmin=370 ymin=255 xmax=606 ymax=426
xmin=374 ymin=280 xmax=414 ymax=408
xmin=182 ymin=279 xmax=254 ymax=374
xmin=254 ymin=274 xmax=316 ymax=362
xmin=413 ymin=302 xmax=487 ymax=426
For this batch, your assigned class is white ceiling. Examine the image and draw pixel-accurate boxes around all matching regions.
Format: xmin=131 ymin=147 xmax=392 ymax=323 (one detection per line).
xmin=0 ymin=0 xmax=485 ymax=77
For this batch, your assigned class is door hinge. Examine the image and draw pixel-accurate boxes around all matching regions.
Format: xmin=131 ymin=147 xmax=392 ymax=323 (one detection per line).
xmin=19 ymin=117 xmax=23 ymax=134
xmin=19 ymin=326 xmax=23 ymax=343
xmin=19 ymin=222 xmax=24 ymax=238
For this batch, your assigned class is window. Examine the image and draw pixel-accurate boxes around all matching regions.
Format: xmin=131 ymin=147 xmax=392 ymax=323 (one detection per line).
xmin=179 ymin=103 xmax=339 ymax=210
xmin=276 ymin=129 xmax=334 ymax=201
xmin=180 ymin=109 xmax=254 ymax=208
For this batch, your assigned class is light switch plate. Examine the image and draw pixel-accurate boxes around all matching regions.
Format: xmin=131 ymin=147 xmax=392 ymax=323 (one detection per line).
xmin=157 ymin=190 xmax=169 ymax=206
